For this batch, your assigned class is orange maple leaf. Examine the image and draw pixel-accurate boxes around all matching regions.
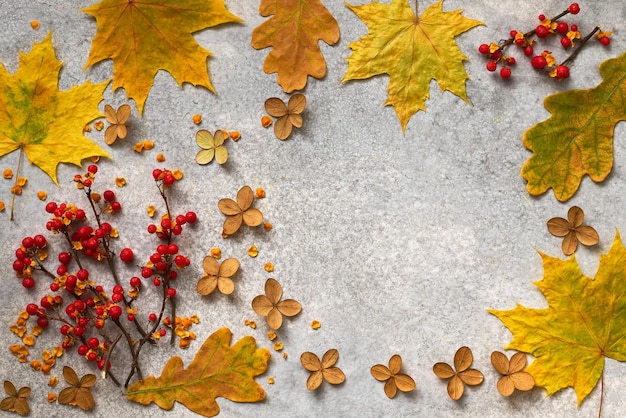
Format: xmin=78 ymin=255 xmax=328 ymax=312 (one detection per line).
xmin=82 ymin=0 xmax=243 ymax=114
xmin=126 ymin=327 xmax=269 ymax=417
xmin=251 ymin=0 xmax=340 ymax=92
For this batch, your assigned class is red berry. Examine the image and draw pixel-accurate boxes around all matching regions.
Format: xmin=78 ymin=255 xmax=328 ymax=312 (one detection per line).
xmin=22 ymin=277 xmax=35 ymax=288
xmin=98 ymin=359 xmax=111 ymax=370
xmin=57 ymin=265 xmax=67 ymax=276
xmin=490 ymin=50 xmax=501 ymax=60
xmin=130 ymin=276 xmax=141 ymax=287
xmin=161 ymin=218 xmax=172 ymax=230
xmin=66 ymin=275 xmax=77 ymax=287
xmin=101 ymin=222 xmax=112 ymax=233
xmin=153 ymin=278 xmax=161 ymax=286
xmin=166 ymin=288 xmax=176 ymax=298
xmin=103 ymin=190 xmax=115 ymax=202
xmin=95 ymin=285 xmax=104 ymax=293
xmin=185 ymin=211 xmax=197 ymax=223
xmin=73 ymin=300 xmax=85 ymax=311
xmin=109 ymin=305 xmax=122 ymax=319
xmin=45 ymin=202 xmax=57 ymax=213
xmin=147 ymin=224 xmax=157 ymax=234
xmin=557 ymin=22 xmax=569 ymax=34
xmin=167 ymin=244 xmax=179 ymax=255
xmin=60 ymin=324 xmax=70 ymax=335
xmin=77 ymin=269 xmax=89 ymax=281
xmin=40 ymin=296 xmax=52 ymax=309
xmin=141 ymin=267 xmax=153 ymax=278
xmin=163 ymin=174 xmax=175 ymax=185
xmin=113 ymin=285 xmax=124 ymax=294
xmin=157 ymin=244 xmax=168 ymax=255
xmin=111 ymin=201 xmax=122 ymax=212
xmin=509 ymin=30 xmax=517 ymax=38
xmin=159 ymin=329 xmax=167 ymax=337
xmin=76 ymin=209 xmax=86 ymax=220
xmin=570 ymin=24 xmax=578 ymax=32
xmin=486 ymin=61 xmax=497 ymax=72
xmin=78 ymin=317 xmax=89 ymax=327
xmin=556 ymin=65 xmax=570 ymax=79
xmin=87 ymin=165 xmax=98 ymax=174
xmin=514 ymin=38 xmax=525 ymax=46
xmin=156 ymin=261 xmax=168 ymax=272
xmin=13 ymin=259 xmax=24 ymax=271
xmin=36 ymin=317 xmax=48 ymax=328
xmin=148 ymin=313 xmax=157 ymax=322
xmin=87 ymin=352 xmax=98 ymax=362
xmin=478 ymin=43 xmax=490 ymax=54
xmin=175 ymin=214 xmax=187 ymax=225
xmin=33 ymin=235 xmax=46 ymax=248
xmin=127 ymin=314 xmax=135 ymax=322
xmin=88 ymin=337 xmax=99 ymax=349
xmin=172 ymin=224 xmax=182 ymax=235
xmin=77 ymin=345 xmax=89 ymax=356
xmin=531 ymin=55 xmax=547 ymax=69
xmin=58 ymin=252 xmax=71 ymax=265
xmin=535 ymin=25 xmax=549 ymax=38
xmin=15 ymin=248 xmax=26 ymax=259
xmin=561 ymin=37 xmax=572 ymax=48
xmin=507 ymin=57 xmax=516 ymax=65
xmin=150 ymin=253 xmax=162 ymax=264
xmin=50 ymin=282 xmax=60 ymax=292
xmin=26 ymin=303 xmax=39 ymax=315
xmin=83 ymin=179 xmax=92 ymax=188
xmin=120 ymin=248 xmax=134 ymax=263
xmin=22 ymin=237 xmax=34 ymax=249
xmin=174 ymin=255 xmax=186 ymax=267
xmin=169 ymin=270 xmax=178 ymax=280
xmin=600 ymin=36 xmax=611 ymax=46
xmin=569 ymin=3 xmax=580 ymax=14
xmin=152 ymin=168 xmax=163 ymax=180
xmin=538 ymin=14 xmax=545 ymax=21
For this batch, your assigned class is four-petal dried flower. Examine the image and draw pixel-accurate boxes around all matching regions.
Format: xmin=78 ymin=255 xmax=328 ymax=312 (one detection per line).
xmin=491 ymin=351 xmax=535 ymax=397
xmin=371 ymin=354 xmax=416 ymax=398
xmin=433 ymin=346 xmax=483 ymax=400
xmin=252 ymin=278 xmax=301 ymax=330
xmin=300 ymin=349 xmax=345 ymax=390
xmin=1 ymin=381 xmax=30 ymax=416
xmin=547 ymin=206 xmax=599 ymax=255
xmin=195 ymin=130 xmax=228 ymax=165
xmin=264 ymin=94 xmax=306 ymax=140
xmin=104 ymin=104 xmax=131 ymax=145
xmin=196 ymin=256 xmax=239 ymax=295
xmin=58 ymin=366 xmax=96 ymax=411
xmin=218 ymin=186 xmax=263 ymax=236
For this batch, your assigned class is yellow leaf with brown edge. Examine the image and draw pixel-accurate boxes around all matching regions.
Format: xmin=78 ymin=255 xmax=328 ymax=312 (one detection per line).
xmin=489 ymin=231 xmax=626 ymax=406
xmin=0 ymin=32 xmax=110 ymax=184
xmin=82 ymin=0 xmax=243 ymax=115
xmin=126 ymin=327 xmax=269 ymax=417
xmin=342 ymin=0 xmax=483 ymax=133
xmin=522 ymin=51 xmax=626 ymax=202
xmin=251 ymin=0 xmax=340 ymax=93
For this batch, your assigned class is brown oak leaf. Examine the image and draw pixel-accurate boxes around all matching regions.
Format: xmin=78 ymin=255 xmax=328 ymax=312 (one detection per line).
xmin=300 ymin=349 xmax=345 ymax=390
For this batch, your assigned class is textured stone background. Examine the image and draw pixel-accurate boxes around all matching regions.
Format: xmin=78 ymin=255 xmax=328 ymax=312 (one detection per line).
xmin=1 ymin=1 xmax=625 ymax=417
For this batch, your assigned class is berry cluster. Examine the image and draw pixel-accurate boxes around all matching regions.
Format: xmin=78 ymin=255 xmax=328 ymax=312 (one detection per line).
xmin=10 ymin=164 xmax=197 ymax=387
xmin=478 ymin=3 xmax=612 ymax=80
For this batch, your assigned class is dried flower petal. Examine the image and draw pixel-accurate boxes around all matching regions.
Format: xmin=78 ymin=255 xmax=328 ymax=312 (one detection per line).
xmin=156 ymin=153 xmax=165 ymax=162
xmin=37 ymin=190 xmax=47 ymax=201
xmin=192 ymin=114 xmax=202 ymax=124
xmin=3 ymin=168 xmax=13 ymax=179
xmin=30 ymin=21 xmax=40 ymax=30
xmin=94 ymin=121 xmax=104 ymax=131
xmin=248 ymin=245 xmax=259 ymax=257
xmin=115 ymin=177 xmax=126 ymax=187
xmin=261 ymin=115 xmax=273 ymax=128
xmin=311 ymin=320 xmax=321 ymax=330
xmin=264 ymin=262 xmax=274 ymax=272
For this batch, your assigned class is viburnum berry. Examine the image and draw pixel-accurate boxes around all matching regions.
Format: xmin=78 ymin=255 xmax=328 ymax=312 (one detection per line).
xmin=83 ymin=179 xmax=92 ymax=188
xmin=13 ymin=259 xmax=24 ymax=271
xmin=167 ymin=243 xmax=179 ymax=255
xmin=153 ymin=278 xmax=161 ymax=286
xmin=141 ymin=267 xmax=153 ymax=278
xmin=36 ymin=317 xmax=48 ymax=328
xmin=88 ymin=337 xmax=99 ymax=349
xmin=26 ymin=303 xmax=39 ymax=315
xmin=120 ymin=248 xmax=134 ymax=263
xmin=538 ymin=14 xmax=545 ymax=21
xmin=87 ymin=164 xmax=98 ymax=174
xmin=103 ymin=190 xmax=115 ymax=202
xmin=486 ymin=61 xmax=497 ymax=72
xmin=33 ymin=234 xmax=46 ymax=248
xmin=58 ymin=252 xmax=71 ymax=265
xmin=148 ymin=313 xmax=157 ymax=322
xmin=185 ymin=211 xmax=197 ymax=223
xmin=535 ymin=25 xmax=549 ymax=38
xmin=77 ymin=269 xmax=89 ymax=281
xmin=129 ymin=276 xmax=141 ymax=287
xmin=147 ymin=224 xmax=157 ymax=234
xmin=556 ymin=65 xmax=570 ymax=79
xmin=111 ymin=201 xmax=122 ymax=212
xmin=531 ymin=55 xmax=547 ymax=69
xmin=569 ymin=3 xmax=580 ymax=14
xmin=166 ymin=288 xmax=176 ymax=298
xmin=557 ymin=22 xmax=569 ymax=34
xmin=163 ymin=173 xmax=175 ymax=185
xmin=22 ymin=277 xmax=35 ymax=288
xmin=600 ymin=36 xmax=610 ymax=46
xmin=478 ymin=43 xmax=490 ymax=54
xmin=152 ymin=168 xmax=163 ymax=180
xmin=561 ymin=37 xmax=572 ymax=48
xmin=45 ymin=202 xmax=57 ymax=213
xmin=109 ymin=305 xmax=123 ymax=319
xmin=523 ymin=46 xmax=534 ymax=56
xmin=22 ymin=236 xmax=34 ymax=249
xmin=77 ymin=345 xmax=89 ymax=356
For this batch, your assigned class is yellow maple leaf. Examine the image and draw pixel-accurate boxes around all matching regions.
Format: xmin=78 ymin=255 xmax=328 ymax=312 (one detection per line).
xmin=342 ymin=0 xmax=483 ymax=133
xmin=522 ymin=51 xmax=626 ymax=202
xmin=0 ymin=32 xmax=110 ymax=185
xmin=251 ymin=0 xmax=340 ymax=93
xmin=126 ymin=327 xmax=269 ymax=417
xmin=82 ymin=0 xmax=243 ymax=114
xmin=489 ymin=232 xmax=626 ymax=408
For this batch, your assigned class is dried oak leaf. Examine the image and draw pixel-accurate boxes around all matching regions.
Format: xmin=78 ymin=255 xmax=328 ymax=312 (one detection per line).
xmin=491 ymin=351 xmax=535 ymax=397
xmin=82 ymin=0 xmax=243 ymax=115
xmin=58 ymin=366 xmax=96 ymax=411
xmin=489 ymin=232 xmax=626 ymax=406
xmin=547 ymin=206 xmax=599 ymax=255
xmin=104 ymin=104 xmax=131 ymax=145
xmin=251 ymin=0 xmax=340 ymax=93
xmin=433 ymin=346 xmax=483 ymax=400
xmin=264 ymin=94 xmax=306 ymax=140
xmin=371 ymin=354 xmax=416 ymax=398
xmin=252 ymin=278 xmax=301 ymax=330
xmin=342 ymin=0 xmax=483 ymax=133
xmin=218 ymin=186 xmax=263 ymax=236
xmin=1 ymin=381 xmax=30 ymax=416
xmin=522 ymin=51 xmax=626 ymax=202
xmin=126 ymin=327 xmax=270 ymax=417
xmin=195 ymin=130 xmax=227 ymax=165
xmin=0 ymin=32 xmax=110 ymax=184
xmin=300 ymin=349 xmax=345 ymax=390
xmin=197 ymin=256 xmax=239 ymax=295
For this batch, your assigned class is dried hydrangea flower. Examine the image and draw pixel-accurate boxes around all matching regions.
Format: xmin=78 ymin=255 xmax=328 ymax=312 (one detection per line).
xmin=300 ymin=349 xmax=345 ymax=390
xmin=371 ymin=354 xmax=416 ymax=398
xmin=1 ymin=381 xmax=30 ymax=416
xmin=433 ymin=346 xmax=483 ymax=400
xmin=252 ymin=278 xmax=301 ymax=330
xmin=195 ymin=129 xmax=228 ymax=165
xmin=218 ymin=186 xmax=263 ymax=236
xmin=264 ymin=94 xmax=306 ymax=140
xmin=58 ymin=366 xmax=96 ymax=411
xmin=104 ymin=104 xmax=130 ymax=145
xmin=196 ymin=256 xmax=239 ymax=295
xmin=547 ymin=206 xmax=599 ymax=255
xmin=491 ymin=351 xmax=535 ymax=397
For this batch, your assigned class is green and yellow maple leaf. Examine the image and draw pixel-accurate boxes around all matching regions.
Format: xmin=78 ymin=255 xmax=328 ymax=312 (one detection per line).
xmin=522 ymin=51 xmax=626 ymax=202
xmin=489 ymin=232 xmax=626 ymax=407
xmin=82 ymin=0 xmax=243 ymax=114
xmin=126 ymin=327 xmax=270 ymax=417
xmin=0 ymin=32 xmax=110 ymax=184
xmin=251 ymin=0 xmax=340 ymax=93
xmin=342 ymin=0 xmax=483 ymax=133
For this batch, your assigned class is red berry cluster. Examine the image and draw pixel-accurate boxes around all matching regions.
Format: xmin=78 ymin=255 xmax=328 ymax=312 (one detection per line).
xmin=11 ymin=165 xmax=197 ymax=386
xmin=478 ymin=3 xmax=612 ymax=80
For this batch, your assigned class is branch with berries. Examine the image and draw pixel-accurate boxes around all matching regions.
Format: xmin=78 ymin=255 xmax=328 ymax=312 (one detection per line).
xmin=478 ymin=3 xmax=612 ymax=80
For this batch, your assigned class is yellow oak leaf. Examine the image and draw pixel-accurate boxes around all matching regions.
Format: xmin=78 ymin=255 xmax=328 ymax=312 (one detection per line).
xmin=251 ymin=0 xmax=340 ymax=93
xmin=0 ymin=32 xmax=110 ymax=184
xmin=342 ymin=0 xmax=483 ymax=133
xmin=82 ymin=0 xmax=243 ymax=115
xmin=126 ymin=327 xmax=270 ymax=417
xmin=489 ymin=231 xmax=626 ymax=407
xmin=522 ymin=52 xmax=626 ymax=202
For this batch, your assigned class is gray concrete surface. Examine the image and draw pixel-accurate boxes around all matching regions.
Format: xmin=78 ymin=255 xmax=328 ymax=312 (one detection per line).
xmin=1 ymin=0 xmax=625 ymax=417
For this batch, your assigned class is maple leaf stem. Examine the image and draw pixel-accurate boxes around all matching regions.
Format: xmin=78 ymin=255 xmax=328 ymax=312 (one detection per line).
xmin=598 ymin=370 xmax=604 ymax=418
xmin=561 ymin=26 xmax=601 ymax=68
xmin=9 ymin=145 xmax=25 ymax=221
